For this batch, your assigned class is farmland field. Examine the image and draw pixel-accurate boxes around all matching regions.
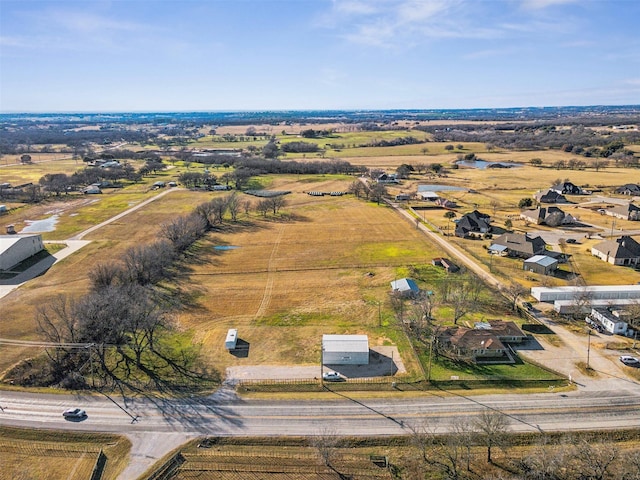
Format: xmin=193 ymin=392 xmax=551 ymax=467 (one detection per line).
xmin=0 ymin=427 xmax=130 ymax=480
xmin=2 ymin=123 xmax=640 ymax=387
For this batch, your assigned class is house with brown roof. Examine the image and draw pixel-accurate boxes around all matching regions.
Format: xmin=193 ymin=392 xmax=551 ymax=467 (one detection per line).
xmin=437 ymin=321 xmax=526 ymax=363
xmin=438 ymin=328 xmax=506 ymax=361
xmin=591 ymin=236 xmax=640 ymax=266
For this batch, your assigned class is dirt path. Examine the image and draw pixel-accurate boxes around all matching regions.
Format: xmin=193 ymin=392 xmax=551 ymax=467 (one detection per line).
xmin=254 ymin=224 xmax=285 ymax=319
xmin=70 ymin=187 xmax=178 ymax=240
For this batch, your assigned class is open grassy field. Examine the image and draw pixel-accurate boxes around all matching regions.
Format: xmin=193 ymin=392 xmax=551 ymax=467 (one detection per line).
xmin=2 ymin=137 xmax=639 ymax=386
xmin=0 ymin=427 xmax=130 ymax=480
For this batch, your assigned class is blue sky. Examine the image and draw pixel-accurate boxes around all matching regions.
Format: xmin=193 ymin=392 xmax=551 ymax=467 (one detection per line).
xmin=1 ymin=0 xmax=639 ymax=112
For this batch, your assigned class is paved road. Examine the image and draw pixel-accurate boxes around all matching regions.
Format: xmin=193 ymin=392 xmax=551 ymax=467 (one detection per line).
xmin=1 ymin=381 xmax=640 ymax=478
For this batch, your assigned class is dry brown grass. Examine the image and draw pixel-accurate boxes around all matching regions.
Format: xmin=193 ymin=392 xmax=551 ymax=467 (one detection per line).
xmin=0 ymin=176 xmax=447 ymax=379
xmin=0 ymin=427 xmax=130 ymax=480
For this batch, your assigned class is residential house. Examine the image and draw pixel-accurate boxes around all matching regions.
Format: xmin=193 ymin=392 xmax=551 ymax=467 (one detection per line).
xmin=604 ymin=203 xmax=640 ymax=221
xmin=475 ymin=320 xmax=528 ymax=343
xmin=490 ymin=232 xmax=547 ymax=259
xmin=437 ymin=321 xmax=527 ymax=363
xmin=390 ymin=278 xmax=420 ymax=297
xmin=376 ymin=173 xmax=399 ymax=184
xmin=435 ymin=198 xmax=458 ymax=208
xmin=615 ymin=184 xmax=640 ymax=196
xmin=550 ymin=181 xmax=584 ymax=195
xmin=524 ymin=255 xmax=559 ymax=275
xmin=438 ymin=327 xmax=507 ymax=361
xmin=520 ymin=206 xmax=575 ymax=226
xmin=454 ymin=210 xmax=491 ymax=238
xmin=591 ymin=236 xmax=640 ymax=266
xmin=533 ymin=189 xmax=568 ymax=204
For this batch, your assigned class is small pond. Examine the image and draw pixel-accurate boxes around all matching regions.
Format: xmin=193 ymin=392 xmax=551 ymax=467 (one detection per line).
xmin=455 ymin=160 xmax=521 ymax=169
xmin=214 ymin=245 xmax=240 ymax=251
xmin=21 ymin=215 xmax=60 ymax=233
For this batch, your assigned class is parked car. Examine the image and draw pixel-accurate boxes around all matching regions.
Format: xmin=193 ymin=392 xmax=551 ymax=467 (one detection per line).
xmin=322 ymin=371 xmax=344 ymax=382
xmin=522 ymin=302 xmax=533 ymax=311
xmin=62 ymin=408 xmax=87 ymax=419
xmin=566 ymin=238 xmax=577 ymax=244
xmin=619 ymin=356 xmax=640 ymax=367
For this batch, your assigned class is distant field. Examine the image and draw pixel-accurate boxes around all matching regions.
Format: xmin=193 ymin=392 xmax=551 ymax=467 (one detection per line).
xmin=0 ymin=427 xmax=130 ymax=480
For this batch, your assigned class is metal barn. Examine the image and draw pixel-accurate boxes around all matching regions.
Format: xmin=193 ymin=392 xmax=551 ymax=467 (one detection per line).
xmin=322 ymin=334 xmax=369 ymax=365
xmin=0 ymin=234 xmax=44 ymax=271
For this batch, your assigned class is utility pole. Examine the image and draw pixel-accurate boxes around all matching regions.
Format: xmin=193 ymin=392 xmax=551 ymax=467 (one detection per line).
xmin=586 ymin=330 xmax=592 ymax=369
xmin=427 ymin=335 xmax=435 ymax=382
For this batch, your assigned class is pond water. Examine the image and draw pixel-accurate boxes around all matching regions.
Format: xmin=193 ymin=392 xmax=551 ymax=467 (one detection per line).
xmin=214 ymin=245 xmax=240 ymax=251
xmin=455 ymin=160 xmax=521 ymax=169
xmin=417 ymin=184 xmax=467 ymax=192
xmin=21 ymin=215 xmax=60 ymax=233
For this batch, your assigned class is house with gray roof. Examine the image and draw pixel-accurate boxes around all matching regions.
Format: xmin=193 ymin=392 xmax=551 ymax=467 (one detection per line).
xmin=550 ymin=181 xmax=585 ymax=195
xmin=491 ymin=232 xmax=547 ymax=259
xmin=615 ymin=184 xmax=640 ymax=196
xmin=604 ymin=203 xmax=640 ymax=221
xmin=454 ymin=210 xmax=491 ymax=238
xmin=519 ymin=206 xmax=575 ymax=226
xmin=533 ymin=189 xmax=568 ymax=204
xmin=591 ymin=236 xmax=640 ymax=266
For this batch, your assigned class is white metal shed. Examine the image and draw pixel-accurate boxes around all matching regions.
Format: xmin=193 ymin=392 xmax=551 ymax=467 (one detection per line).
xmin=0 ymin=234 xmax=44 ymax=271
xmin=322 ymin=334 xmax=369 ymax=365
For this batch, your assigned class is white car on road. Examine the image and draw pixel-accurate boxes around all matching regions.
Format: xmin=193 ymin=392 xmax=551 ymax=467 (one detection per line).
xmin=62 ymin=408 xmax=87 ymax=419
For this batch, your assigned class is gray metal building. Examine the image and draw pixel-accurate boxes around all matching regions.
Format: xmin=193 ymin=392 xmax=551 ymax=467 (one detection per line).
xmin=322 ymin=334 xmax=369 ymax=365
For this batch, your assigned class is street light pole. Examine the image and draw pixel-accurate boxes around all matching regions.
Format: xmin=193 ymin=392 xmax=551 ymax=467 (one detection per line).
xmin=586 ymin=330 xmax=592 ymax=369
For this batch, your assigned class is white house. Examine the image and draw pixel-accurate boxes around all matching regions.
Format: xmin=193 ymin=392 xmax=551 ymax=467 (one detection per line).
xmin=0 ymin=234 xmax=45 ymax=271
xmin=322 ymin=334 xmax=369 ymax=365
xmin=588 ymin=308 xmax=629 ymax=335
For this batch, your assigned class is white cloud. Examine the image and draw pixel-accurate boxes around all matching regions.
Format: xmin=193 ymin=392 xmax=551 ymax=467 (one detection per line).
xmin=520 ymin=0 xmax=579 ymax=10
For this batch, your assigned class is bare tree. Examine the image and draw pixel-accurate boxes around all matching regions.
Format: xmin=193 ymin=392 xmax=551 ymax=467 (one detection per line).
xmin=369 ymin=182 xmax=387 ymax=204
xmin=267 ymin=195 xmax=287 ymax=215
xmin=570 ymin=437 xmax=618 ymax=480
xmin=241 ymin=199 xmax=252 ymax=216
xmin=209 ymin=196 xmax=229 ymax=224
xmin=160 ymin=214 xmax=206 ymax=252
xmin=88 ymin=262 xmax=124 ymax=291
xmin=256 ymin=199 xmax=270 ymax=217
xmin=503 ymin=281 xmax=527 ymax=311
xmin=450 ymin=282 xmax=470 ymax=325
xmin=311 ymin=427 xmax=339 ymax=468
xmin=348 ymin=180 xmax=366 ymax=198
xmin=122 ymin=241 xmax=175 ymax=285
xmin=518 ymin=435 xmax=568 ymax=480
xmin=621 ymin=449 xmax=640 ymax=480
xmin=473 ymin=409 xmax=510 ymax=463
xmin=226 ymin=192 xmax=240 ymax=221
